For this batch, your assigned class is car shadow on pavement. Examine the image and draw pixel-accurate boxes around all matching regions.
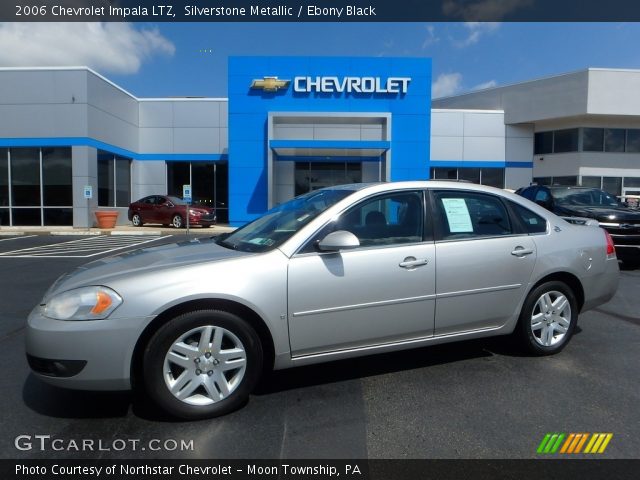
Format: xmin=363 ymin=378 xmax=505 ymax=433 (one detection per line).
xmin=22 ymin=374 xmax=132 ymax=419
xmin=254 ymin=338 xmax=498 ymax=396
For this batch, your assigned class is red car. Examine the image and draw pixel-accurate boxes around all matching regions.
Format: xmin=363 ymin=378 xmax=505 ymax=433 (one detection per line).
xmin=128 ymin=195 xmax=216 ymax=228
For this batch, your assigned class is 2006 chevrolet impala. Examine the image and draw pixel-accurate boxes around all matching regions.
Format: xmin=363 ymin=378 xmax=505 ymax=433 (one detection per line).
xmin=26 ymin=182 xmax=619 ymax=419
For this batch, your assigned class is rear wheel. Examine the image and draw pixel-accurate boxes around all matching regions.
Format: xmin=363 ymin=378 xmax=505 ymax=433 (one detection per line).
xmin=143 ymin=310 xmax=263 ymax=419
xmin=131 ymin=213 xmax=143 ymax=227
xmin=516 ymin=281 xmax=577 ymax=355
xmin=171 ymin=215 xmax=183 ymax=228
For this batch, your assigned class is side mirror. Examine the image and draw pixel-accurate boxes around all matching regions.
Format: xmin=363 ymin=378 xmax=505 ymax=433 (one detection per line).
xmin=317 ymin=230 xmax=360 ymax=252
xmin=167 ymin=202 xmax=174 ymax=208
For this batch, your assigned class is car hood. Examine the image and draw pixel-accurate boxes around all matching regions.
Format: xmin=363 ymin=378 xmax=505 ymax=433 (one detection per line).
xmin=556 ymin=205 xmax=640 ymax=222
xmin=45 ymin=237 xmax=252 ymax=298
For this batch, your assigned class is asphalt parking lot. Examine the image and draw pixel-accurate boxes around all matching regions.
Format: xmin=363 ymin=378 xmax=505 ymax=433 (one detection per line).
xmin=0 ymin=234 xmax=638 ymax=460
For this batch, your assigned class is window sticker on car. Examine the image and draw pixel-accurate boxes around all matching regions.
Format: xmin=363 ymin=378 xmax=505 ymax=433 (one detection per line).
xmin=441 ymin=198 xmax=473 ymax=233
xmin=247 ymin=238 xmax=275 ymax=246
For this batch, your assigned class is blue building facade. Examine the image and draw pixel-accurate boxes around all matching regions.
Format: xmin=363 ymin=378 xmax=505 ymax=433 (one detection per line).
xmin=228 ymin=56 xmax=431 ymax=225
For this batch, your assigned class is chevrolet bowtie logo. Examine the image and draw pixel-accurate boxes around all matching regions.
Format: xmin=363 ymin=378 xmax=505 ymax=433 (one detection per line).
xmin=250 ymin=76 xmax=290 ymax=92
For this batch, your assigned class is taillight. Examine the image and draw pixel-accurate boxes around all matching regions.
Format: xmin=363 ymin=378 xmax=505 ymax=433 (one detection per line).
xmin=604 ymin=229 xmax=616 ymax=257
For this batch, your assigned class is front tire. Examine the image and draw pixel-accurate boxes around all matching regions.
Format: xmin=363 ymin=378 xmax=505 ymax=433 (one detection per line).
xmin=171 ymin=215 xmax=183 ymax=228
xmin=516 ymin=281 xmax=577 ymax=355
xmin=142 ymin=310 xmax=263 ymax=420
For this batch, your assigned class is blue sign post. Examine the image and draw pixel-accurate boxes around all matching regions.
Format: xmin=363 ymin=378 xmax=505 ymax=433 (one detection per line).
xmin=183 ymin=185 xmax=192 ymax=235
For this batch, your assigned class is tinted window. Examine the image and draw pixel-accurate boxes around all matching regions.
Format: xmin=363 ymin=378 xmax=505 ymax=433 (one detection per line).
xmin=300 ymin=191 xmax=425 ymax=253
xmin=534 ymin=132 xmax=553 ymax=154
xmin=534 ymin=189 xmax=550 ymax=203
xmin=604 ymin=128 xmax=625 ymax=152
xmin=553 ymin=129 xmax=579 ymax=153
xmin=434 ymin=191 xmax=512 ymax=240
xmin=626 ymin=129 xmax=640 ymax=153
xmin=511 ymin=203 xmax=547 ymax=234
xmin=480 ymin=168 xmax=504 ymax=188
xmin=582 ymin=128 xmax=604 ymax=151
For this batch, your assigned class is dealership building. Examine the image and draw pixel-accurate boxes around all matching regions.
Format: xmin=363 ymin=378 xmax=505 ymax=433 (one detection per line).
xmin=0 ymin=56 xmax=639 ymax=227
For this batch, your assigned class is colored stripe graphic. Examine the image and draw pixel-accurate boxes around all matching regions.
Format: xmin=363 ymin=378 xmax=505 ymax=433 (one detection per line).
xmin=584 ymin=433 xmax=613 ymax=454
xmin=539 ymin=433 xmax=613 ymax=454
xmin=537 ymin=433 xmax=565 ymax=454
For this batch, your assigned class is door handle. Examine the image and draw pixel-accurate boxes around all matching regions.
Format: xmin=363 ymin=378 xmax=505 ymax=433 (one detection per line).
xmin=399 ymin=257 xmax=429 ymax=269
xmin=511 ymin=246 xmax=534 ymax=257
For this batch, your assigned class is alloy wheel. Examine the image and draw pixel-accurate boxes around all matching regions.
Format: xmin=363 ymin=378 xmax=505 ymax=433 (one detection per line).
xmin=163 ymin=325 xmax=247 ymax=406
xmin=530 ymin=291 xmax=572 ymax=347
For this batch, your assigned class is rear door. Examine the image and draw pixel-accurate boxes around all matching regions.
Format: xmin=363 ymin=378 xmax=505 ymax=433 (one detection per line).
xmin=431 ymin=189 xmax=538 ymax=335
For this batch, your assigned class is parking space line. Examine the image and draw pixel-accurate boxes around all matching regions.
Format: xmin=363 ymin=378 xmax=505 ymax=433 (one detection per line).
xmin=0 ymin=235 xmax=37 ymax=242
xmin=0 ymin=235 xmax=173 ymax=258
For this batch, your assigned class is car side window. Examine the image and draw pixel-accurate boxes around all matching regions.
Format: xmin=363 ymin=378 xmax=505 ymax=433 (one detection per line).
xmin=142 ymin=196 xmax=155 ymax=205
xmin=534 ymin=189 xmax=550 ymax=203
xmin=156 ymin=197 xmax=168 ymax=205
xmin=299 ymin=191 xmax=425 ymax=253
xmin=433 ymin=190 xmax=512 ymax=240
xmin=511 ymin=202 xmax=548 ymax=234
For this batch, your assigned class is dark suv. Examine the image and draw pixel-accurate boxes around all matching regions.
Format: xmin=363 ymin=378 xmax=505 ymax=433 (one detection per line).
xmin=516 ymin=185 xmax=640 ymax=267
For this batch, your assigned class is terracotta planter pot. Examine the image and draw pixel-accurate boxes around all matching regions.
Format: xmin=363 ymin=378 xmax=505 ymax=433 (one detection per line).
xmin=95 ymin=211 xmax=119 ymax=229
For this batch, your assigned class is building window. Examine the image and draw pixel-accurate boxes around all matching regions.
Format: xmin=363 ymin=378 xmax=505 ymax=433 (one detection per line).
xmin=626 ymin=129 xmax=640 ymax=153
xmin=533 ymin=176 xmax=577 ymax=187
xmin=429 ymin=167 xmax=504 ymax=189
xmin=623 ymin=177 xmax=640 ymax=188
xmin=553 ymin=129 xmax=579 ymax=153
xmin=582 ymin=128 xmax=604 ymax=152
xmin=431 ymin=168 xmax=457 ymax=180
xmin=10 ymin=148 xmax=41 ymax=208
xmin=534 ymin=132 xmax=553 ymax=155
xmin=480 ymin=168 xmax=505 ymax=188
xmin=98 ymin=151 xmax=131 ymax=207
xmin=1 ymin=147 xmax=73 ymax=226
xmin=604 ymin=128 xmax=625 ymax=152
xmin=602 ymin=177 xmax=622 ymax=197
xmin=458 ymin=168 xmax=480 ymax=184
xmin=294 ymin=162 xmax=362 ymax=196
xmin=166 ymin=161 xmax=229 ymax=223
xmin=581 ymin=176 xmax=602 ymax=189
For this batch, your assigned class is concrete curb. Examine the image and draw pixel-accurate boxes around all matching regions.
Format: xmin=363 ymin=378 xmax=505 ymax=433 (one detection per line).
xmin=0 ymin=225 xmax=235 ymax=237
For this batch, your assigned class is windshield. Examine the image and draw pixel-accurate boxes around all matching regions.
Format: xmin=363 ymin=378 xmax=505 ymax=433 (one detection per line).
xmin=553 ymin=188 xmax=620 ymax=207
xmin=217 ymin=188 xmax=357 ymax=252
xmin=167 ymin=196 xmax=188 ymax=205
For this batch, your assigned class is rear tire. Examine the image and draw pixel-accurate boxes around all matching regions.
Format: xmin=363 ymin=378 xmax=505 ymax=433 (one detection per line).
xmin=142 ymin=310 xmax=263 ymax=420
xmin=515 ymin=281 xmax=578 ymax=356
xmin=131 ymin=213 xmax=143 ymax=227
xmin=171 ymin=215 xmax=183 ymax=228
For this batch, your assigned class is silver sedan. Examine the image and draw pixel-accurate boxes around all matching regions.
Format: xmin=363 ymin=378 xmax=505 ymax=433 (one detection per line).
xmin=26 ymin=182 xmax=619 ymax=419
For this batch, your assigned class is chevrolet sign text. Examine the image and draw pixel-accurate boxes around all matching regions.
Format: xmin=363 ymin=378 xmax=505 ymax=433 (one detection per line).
xmin=294 ymin=76 xmax=411 ymax=94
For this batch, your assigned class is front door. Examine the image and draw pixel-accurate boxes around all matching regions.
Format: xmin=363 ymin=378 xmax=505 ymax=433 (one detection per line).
xmin=287 ymin=190 xmax=436 ymax=356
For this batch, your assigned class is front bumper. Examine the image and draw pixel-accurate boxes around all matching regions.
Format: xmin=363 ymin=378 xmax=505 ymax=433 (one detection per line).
xmin=25 ymin=306 xmax=154 ymax=391
xmin=189 ymin=214 xmax=216 ymax=226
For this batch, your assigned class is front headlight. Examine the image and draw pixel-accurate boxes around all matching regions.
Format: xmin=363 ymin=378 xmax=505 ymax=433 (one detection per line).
xmin=43 ymin=286 xmax=123 ymax=321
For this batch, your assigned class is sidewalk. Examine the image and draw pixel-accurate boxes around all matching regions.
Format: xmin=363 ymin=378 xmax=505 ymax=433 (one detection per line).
xmin=0 ymin=224 xmax=236 ymax=236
